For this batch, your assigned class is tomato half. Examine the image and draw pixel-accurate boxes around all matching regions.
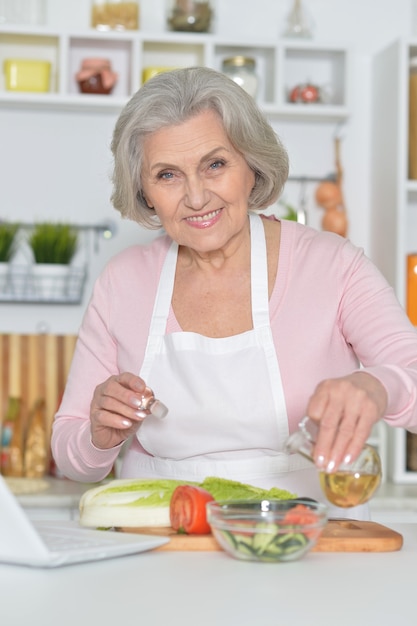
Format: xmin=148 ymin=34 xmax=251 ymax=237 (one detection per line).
xmin=170 ymin=485 xmax=215 ymax=535
xmin=282 ymin=504 xmax=320 ymax=538
xmin=282 ymin=504 xmax=319 ymax=526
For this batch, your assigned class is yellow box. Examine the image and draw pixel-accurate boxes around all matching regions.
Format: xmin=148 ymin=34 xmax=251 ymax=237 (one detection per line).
xmin=3 ymin=59 xmax=51 ymax=93
xmin=142 ymin=66 xmax=177 ymax=84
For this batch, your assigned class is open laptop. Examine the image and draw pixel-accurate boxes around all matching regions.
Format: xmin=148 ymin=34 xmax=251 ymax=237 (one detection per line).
xmin=0 ymin=475 xmax=169 ymax=568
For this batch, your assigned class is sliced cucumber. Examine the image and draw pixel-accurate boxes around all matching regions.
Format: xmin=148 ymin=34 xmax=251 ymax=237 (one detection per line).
xmin=236 ymin=541 xmax=258 ymax=557
xmin=216 ymin=525 xmax=311 ymax=561
xmin=252 ymin=522 xmax=279 ymax=554
xmin=275 ymin=532 xmax=308 ymax=547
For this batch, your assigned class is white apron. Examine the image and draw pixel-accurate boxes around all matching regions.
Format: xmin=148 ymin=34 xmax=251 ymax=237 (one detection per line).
xmin=121 ymin=213 xmax=369 ymax=519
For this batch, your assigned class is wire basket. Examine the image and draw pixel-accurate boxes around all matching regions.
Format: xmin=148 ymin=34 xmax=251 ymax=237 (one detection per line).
xmin=0 ymin=264 xmax=87 ymax=304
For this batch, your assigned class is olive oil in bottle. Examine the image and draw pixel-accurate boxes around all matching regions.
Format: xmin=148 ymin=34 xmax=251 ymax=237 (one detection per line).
xmin=319 ymin=469 xmax=381 ymax=508
xmin=285 ymin=417 xmax=382 ymax=507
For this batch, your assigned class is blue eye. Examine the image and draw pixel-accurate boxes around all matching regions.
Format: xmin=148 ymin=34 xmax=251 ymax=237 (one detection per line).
xmin=158 ymin=171 xmax=173 ymax=180
xmin=210 ymin=160 xmax=225 ymax=170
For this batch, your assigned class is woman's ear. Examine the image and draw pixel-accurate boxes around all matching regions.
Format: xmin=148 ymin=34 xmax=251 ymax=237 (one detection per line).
xmin=137 ymin=190 xmax=154 ymax=209
xmin=143 ymin=194 xmax=154 ymax=209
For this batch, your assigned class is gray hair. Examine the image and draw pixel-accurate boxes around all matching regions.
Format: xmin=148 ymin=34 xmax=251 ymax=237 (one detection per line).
xmin=111 ymin=66 xmax=289 ymax=229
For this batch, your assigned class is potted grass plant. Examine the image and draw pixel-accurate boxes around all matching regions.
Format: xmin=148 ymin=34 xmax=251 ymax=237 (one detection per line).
xmin=28 ymin=222 xmax=79 ymax=300
xmin=0 ymin=222 xmax=19 ymax=294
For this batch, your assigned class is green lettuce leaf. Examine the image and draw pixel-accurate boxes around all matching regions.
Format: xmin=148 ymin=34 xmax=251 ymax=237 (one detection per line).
xmin=200 ymin=476 xmax=296 ymax=501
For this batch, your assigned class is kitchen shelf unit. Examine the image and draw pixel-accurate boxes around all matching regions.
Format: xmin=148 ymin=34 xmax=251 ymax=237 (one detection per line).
xmin=372 ymin=38 xmax=417 ymax=484
xmin=0 ymin=24 xmax=351 ymax=119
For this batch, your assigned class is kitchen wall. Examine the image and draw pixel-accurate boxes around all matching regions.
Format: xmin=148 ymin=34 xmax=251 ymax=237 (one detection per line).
xmin=0 ymin=0 xmax=416 ymax=334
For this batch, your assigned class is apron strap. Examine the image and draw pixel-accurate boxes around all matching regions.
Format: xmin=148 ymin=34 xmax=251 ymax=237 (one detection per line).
xmin=139 ymin=240 xmax=178 ymax=379
xmin=249 ymin=213 xmax=270 ymax=329
xmin=148 ymin=240 xmax=178 ymax=337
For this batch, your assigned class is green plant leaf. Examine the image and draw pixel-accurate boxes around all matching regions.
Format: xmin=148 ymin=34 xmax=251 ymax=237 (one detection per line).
xmin=28 ymin=222 xmax=78 ymax=264
xmin=0 ymin=222 xmax=19 ymax=262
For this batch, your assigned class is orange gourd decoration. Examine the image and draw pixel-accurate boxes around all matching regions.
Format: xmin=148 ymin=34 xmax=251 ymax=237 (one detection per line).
xmin=315 ymin=136 xmax=348 ymax=237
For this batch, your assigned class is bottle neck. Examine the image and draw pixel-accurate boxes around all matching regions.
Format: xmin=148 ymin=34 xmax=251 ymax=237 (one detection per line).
xmin=285 ymin=429 xmax=315 ymax=464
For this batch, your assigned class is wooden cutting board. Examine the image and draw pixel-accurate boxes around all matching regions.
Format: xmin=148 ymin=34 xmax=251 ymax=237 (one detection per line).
xmin=118 ymin=519 xmax=403 ymax=552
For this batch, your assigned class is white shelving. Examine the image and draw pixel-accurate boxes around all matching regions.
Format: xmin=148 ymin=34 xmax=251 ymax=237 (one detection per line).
xmin=372 ymin=38 xmax=417 ymax=483
xmin=0 ymin=25 xmax=351 ymax=119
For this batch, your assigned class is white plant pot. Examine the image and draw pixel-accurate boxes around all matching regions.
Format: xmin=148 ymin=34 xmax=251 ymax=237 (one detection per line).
xmin=0 ymin=262 xmax=10 ymax=295
xmin=32 ymin=263 xmax=70 ymax=300
xmin=9 ymin=264 xmax=30 ymax=298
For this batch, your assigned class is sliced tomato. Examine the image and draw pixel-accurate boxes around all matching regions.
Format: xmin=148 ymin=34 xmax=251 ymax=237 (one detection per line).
xmin=282 ymin=504 xmax=320 ymax=538
xmin=170 ymin=485 xmax=215 ymax=535
xmin=282 ymin=503 xmax=319 ymax=525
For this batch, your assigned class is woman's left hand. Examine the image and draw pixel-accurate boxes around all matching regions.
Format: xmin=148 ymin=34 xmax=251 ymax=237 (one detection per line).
xmin=306 ymin=372 xmax=388 ymax=471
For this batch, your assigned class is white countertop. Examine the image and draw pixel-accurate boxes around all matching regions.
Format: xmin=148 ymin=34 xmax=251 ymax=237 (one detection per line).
xmin=0 ymin=521 xmax=416 ymax=626
xmin=2 ymin=478 xmax=417 ymax=625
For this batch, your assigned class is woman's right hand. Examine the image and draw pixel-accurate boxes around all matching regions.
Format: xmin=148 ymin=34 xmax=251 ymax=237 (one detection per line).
xmin=89 ymin=372 xmax=152 ymax=450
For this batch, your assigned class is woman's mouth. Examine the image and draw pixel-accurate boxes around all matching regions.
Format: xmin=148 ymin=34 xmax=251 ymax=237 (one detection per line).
xmin=185 ymin=209 xmax=222 ymax=227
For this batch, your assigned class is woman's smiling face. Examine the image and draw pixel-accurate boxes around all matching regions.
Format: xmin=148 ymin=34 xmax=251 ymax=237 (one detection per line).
xmin=141 ymin=109 xmax=255 ymax=254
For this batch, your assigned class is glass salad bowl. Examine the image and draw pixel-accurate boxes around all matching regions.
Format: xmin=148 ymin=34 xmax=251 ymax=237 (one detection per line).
xmin=206 ymin=498 xmax=328 ymax=563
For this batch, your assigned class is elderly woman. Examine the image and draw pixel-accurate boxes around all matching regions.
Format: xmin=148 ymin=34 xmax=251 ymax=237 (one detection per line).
xmin=52 ymin=67 xmax=417 ymax=517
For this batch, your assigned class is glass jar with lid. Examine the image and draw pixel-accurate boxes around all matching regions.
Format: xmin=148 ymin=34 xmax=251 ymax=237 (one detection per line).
xmin=167 ymin=1 xmax=213 ymax=33
xmin=0 ymin=0 xmax=47 ymax=25
xmin=90 ymin=1 xmax=139 ymax=31
xmin=222 ymin=56 xmax=258 ymax=98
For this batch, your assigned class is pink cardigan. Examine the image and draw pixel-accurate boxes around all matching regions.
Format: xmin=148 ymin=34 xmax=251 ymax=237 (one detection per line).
xmin=52 ymin=219 xmax=417 ymax=481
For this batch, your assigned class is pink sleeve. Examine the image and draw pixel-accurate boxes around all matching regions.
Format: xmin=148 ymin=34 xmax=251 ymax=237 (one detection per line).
xmin=362 ymin=365 xmax=417 ymax=428
xmin=51 ymin=264 xmax=123 ymax=481
xmin=51 ymin=419 xmax=122 ymax=482
xmin=337 ymin=240 xmax=417 ymax=431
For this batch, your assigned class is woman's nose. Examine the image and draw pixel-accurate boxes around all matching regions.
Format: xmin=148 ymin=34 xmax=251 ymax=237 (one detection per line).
xmin=184 ymin=175 xmax=210 ymax=211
